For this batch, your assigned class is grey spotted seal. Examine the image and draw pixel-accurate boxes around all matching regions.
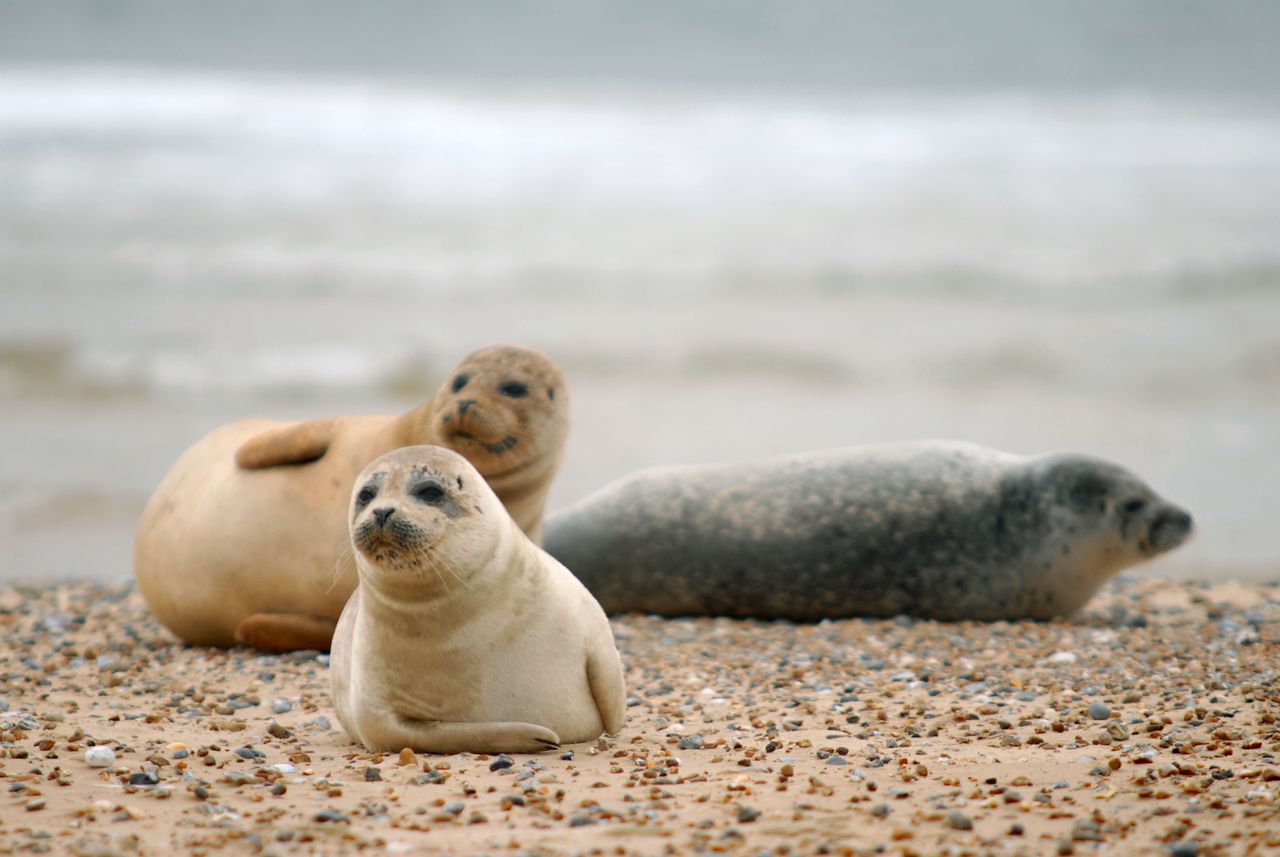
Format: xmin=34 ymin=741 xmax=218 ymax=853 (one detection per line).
xmin=543 ymin=441 xmax=1193 ymax=621
xmin=330 ymin=445 xmax=626 ymax=753
xmin=134 ymin=345 xmax=569 ymax=652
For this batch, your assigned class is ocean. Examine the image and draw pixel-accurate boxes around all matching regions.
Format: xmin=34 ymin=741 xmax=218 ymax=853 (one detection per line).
xmin=2 ymin=5 xmax=1278 ymax=583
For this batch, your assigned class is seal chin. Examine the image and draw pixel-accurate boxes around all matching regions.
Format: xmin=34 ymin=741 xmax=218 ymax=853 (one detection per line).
xmin=1143 ymin=506 xmax=1194 ymax=556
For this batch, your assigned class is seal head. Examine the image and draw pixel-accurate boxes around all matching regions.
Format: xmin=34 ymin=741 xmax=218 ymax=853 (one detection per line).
xmin=1038 ymin=453 xmax=1194 ymax=566
xmin=348 ymin=445 xmax=500 ymax=595
xmin=429 ymin=345 xmax=568 ymax=481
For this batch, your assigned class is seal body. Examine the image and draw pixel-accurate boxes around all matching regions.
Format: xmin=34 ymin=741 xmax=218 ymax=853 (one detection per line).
xmin=330 ymin=446 xmax=626 ymax=754
xmin=544 ymin=442 xmax=1194 ymax=621
xmin=134 ymin=345 xmax=569 ymax=650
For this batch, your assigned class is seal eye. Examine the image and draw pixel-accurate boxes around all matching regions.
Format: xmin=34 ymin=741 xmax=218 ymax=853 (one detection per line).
xmin=356 ymin=486 xmax=378 ymax=509
xmin=413 ymin=483 xmax=446 ymax=505
xmin=451 ymin=374 xmax=469 ymax=393
xmin=1123 ymin=498 xmax=1148 ymax=515
xmin=499 ymin=380 xmax=528 ymax=399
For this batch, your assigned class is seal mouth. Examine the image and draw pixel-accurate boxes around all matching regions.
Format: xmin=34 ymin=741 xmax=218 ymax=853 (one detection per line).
xmin=440 ymin=426 xmax=519 ymax=456
xmin=1143 ymin=506 xmax=1194 ymax=556
xmin=353 ymin=519 xmax=426 ymax=557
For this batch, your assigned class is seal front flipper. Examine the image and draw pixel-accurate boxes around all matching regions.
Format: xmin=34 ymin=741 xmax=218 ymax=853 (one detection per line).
xmin=586 ymin=646 xmax=626 ymax=735
xmin=235 ymin=420 xmax=339 ymax=469
xmin=235 ymin=613 xmax=338 ymax=652
xmin=364 ymin=718 xmax=561 ymax=754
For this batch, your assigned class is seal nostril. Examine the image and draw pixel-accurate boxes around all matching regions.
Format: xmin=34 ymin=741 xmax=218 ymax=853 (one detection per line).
xmin=373 ymin=507 xmax=395 ymax=527
xmin=458 ymin=399 xmax=475 ymax=415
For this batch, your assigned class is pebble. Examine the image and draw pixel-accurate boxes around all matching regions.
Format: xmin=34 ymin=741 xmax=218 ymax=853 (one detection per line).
xmin=1089 ymin=701 xmax=1112 ymax=720
xmin=1167 ymin=843 xmax=1199 ymax=857
xmin=1047 ymin=651 xmax=1078 ymax=665
xmin=736 ymin=806 xmax=760 ymax=822
xmin=945 ymin=810 xmax=973 ymax=830
xmin=363 ymin=767 xmax=381 ymax=782
xmin=270 ymin=699 xmax=293 ymax=714
xmin=489 ymin=754 xmax=514 ymax=771
xmin=84 ymin=747 xmax=116 ymax=768
xmin=314 ymin=808 xmax=348 ymax=823
xmin=678 ymin=734 xmax=705 ymax=750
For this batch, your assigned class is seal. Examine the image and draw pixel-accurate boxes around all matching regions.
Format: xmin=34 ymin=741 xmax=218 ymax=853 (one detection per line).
xmin=133 ymin=344 xmax=569 ymax=652
xmin=330 ymin=445 xmax=626 ymax=753
xmin=544 ymin=442 xmax=1194 ymax=621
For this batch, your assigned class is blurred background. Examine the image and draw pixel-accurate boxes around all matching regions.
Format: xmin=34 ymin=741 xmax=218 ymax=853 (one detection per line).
xmin=2 ymin=1 xmax=1277 ymax=582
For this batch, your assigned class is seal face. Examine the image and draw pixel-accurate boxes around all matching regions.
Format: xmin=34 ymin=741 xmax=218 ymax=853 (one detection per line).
xmin=543 ymin=442 xmax=1194 ymax=622
xmin=431 ymin=346 xmax=568 ymax=483
xmin=132 ymin=344 xmax=569 ymax=652
xmin=330 ymin=446 xmax=626 ymax=755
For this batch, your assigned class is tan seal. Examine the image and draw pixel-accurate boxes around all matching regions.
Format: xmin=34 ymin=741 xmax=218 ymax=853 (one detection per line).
xmin=330 ymin=445 xmax=625 ymax=753
xmin=133 ymin=345 xmax=569 ymax=652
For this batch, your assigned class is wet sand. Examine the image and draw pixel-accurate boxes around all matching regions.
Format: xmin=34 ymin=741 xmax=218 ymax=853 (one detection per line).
xmin=1 ymin=576 xmax=1278 ymax=856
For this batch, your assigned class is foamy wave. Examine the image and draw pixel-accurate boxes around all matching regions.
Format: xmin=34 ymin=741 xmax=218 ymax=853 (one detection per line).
xmin=3 ymin=67 xmax=1280 ymax=297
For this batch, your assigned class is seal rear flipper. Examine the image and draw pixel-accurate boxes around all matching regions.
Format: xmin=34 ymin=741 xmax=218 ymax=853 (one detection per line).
xmin=235 ymin=613 xmax=338 ymax=653
xmin=235 ymin=420 xmax=339 ymax=469
xmin=586 ymin=646 xmax=627 ymax=735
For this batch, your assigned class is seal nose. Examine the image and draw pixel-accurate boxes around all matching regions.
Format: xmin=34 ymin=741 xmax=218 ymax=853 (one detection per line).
xmin=373 ymin=507 xmax=396 ymax=528
xmin=1148 ymin=505 xmax=1193 ymax=551
xmin=457 ymin=399 xmax=475 ymax=415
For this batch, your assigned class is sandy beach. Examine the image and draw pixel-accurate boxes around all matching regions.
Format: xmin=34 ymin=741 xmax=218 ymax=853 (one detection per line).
xmin=1 ymin=575 xmax=1277 ymax=856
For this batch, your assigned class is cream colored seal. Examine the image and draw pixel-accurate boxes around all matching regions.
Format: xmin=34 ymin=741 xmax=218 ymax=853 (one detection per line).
xmin=133 ymin=345 xmax=569 ymax=652
xmin=330 ymin=445 xmax=626 ymax=753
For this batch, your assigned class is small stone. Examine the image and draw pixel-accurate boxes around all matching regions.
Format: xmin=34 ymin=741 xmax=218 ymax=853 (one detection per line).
xmin=1167 ymin=843 xmax=1198 ymax=857
xmin=489 ymin=754 xmax=514 ymax=772
xmin=559 ymin=751 xmax=574 ymax=761
xmin=1047 ymin=652 xmax=1078 ymax=665
xmin=945 ymin=810 xmax=973 ymax=830
xmin=84 ymin=747 xmax=116 ymax=768
xmin=128 ymin=771 xmax=160 ymax=786
xmin=267 ymin=722 xmax=292 ymax=740
xmin=1089 ymin=702 xmax=1111 ymax=720
xmin=315 ymin=808 xmax=348 ymax=823
xmin=25 ymin=798 xmax=45 ymax=811
xmin=678 ymin=735 xmax=705 ymax=750
xmin=363 ymin=767 xmax=381 ymax=782
xmin=736 ymin=806 xmax=760 ymax=823
xmin=443 ymin=802 xmax=464 ymax=815
xmin=871 ymin=803 xmax=891 ymax=818
xmin=271 ymin=699 xmax=293 ymax=714
xmin=271 ymin=783 xmax=286 ymax=796
xmin=193 ymin=785 xmax=210 ymax=800
xmin=398 ymin=747 xmax=416 ymax=766
xmin=826 ymin=755 xmax=848 ymax=766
